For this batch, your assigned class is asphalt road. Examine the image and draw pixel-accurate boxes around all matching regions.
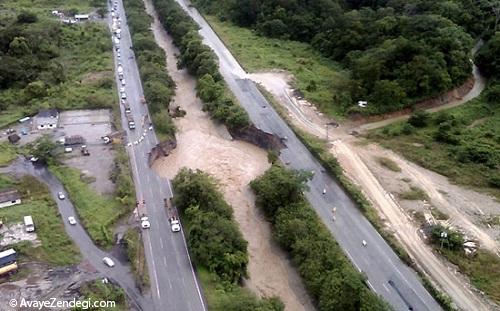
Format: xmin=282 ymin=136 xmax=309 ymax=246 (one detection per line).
xmin=110 ymin=1 xmax=206 ymax=311
xmin=1 ymin=158 xmax=148 ymax=311
xmin=171 ymin=1 xmax=442 ymax=310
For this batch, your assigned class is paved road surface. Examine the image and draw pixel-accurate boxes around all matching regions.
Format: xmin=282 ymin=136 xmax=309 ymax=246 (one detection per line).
xmin=170 ymin=1 xmax=442 ymax=310
xmin=1 ymin=159 xmax=149 ymax=311
xmin=110 ymin=1 xmax=206 ymax=310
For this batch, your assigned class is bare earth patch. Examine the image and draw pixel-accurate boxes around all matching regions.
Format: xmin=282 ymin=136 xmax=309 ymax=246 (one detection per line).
xmin=144 ymin=1 xmax=314 ymax=309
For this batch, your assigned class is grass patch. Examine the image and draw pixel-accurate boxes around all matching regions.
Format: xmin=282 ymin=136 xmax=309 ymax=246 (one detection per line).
xmin=368 ymin=82 xmax=500 ymax=199
xmin=399 ymin=186 xmax=429 ymax=201
xmin=49 ymin=165 xmax=128 ymax=248
xmin=124 ymin=228 xmax=149 ymax=289
xmin=440 ymin=249 xmax=500 ymax=304
xmin=204 ymin=15 xmax=348 ymax=118
xmin=80 ymin=280 xmax=128 ymax=310
xmin=0 ymin=175 xmax=81 ymax=266
xmin=377 ymin=156 xmax=401 ymax=172
xmin=430 ymin=207 xmax=449 ymax=220
xmin=0 ymin=143 xmax=17 ymax=167
xmin=198 ymin=267 xmax=283 ymax=311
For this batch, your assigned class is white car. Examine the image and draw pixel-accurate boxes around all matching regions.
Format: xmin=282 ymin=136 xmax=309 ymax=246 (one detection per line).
xmin=58 ymin=192 xmax=65 ymax=200
xmin=103 ymin=257 xmax=115 ymax=267
xmin=170 ymin=219 xmax=180 ymax=232
xmin=121 ymin=92 xmax=126 ymax=99
xmin=68 ymin=216 xmax=77 ymax=225
xmin=141 ymin=216 xmax=151 ymax=229
xmin=121 ymin=79 xmax=125 ymax=86
xmin=117 ymin=51 xmax=121 ymax=58
xmin=119 ymin=86 xmax=125 ymax=93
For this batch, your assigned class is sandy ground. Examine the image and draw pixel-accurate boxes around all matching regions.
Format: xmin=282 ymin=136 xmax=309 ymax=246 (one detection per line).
xmin=143 ymin=1 xmax=314 ymax=310
xmin=249 ymin=71 xmax=500 ymax=310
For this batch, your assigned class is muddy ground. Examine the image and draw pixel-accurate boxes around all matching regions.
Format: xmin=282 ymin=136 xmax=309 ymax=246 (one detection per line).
xmin=144 ymin=1 xmax=314 ymax=309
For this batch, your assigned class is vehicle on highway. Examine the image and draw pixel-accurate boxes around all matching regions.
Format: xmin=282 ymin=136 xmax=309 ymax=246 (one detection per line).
xmin=102 ymin=257 xmax=115 ymax=267
xmin=362 ymin=240 xmax=367 ymax=247
xmin=170 ymin=217 xmax=181 ymax=232
xmin=121 ymin=79 xmax=125 ymax=86
xmin=141 ymin=216 xmax=151 ymax=229
xmin=121 ymin=92 xmax=127 ymax=99
xmin=322 ymin=188 xmax=326 ymax=195
xmin=120 ymin=86 xmax=125 ymax=93
xmin=117 ymin=51 xmax=121 ymax=58
xmin=68 ymin=216 xmax=77 ymax=225
xmin=58 ymin=191 xmax=65 ymax=200
xmin=127 ymin=115 xmax=136 ymax=130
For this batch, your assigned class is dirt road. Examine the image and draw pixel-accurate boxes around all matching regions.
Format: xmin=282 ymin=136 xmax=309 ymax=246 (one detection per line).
xmin=143 ymin=1 xmax=314 ymax=309
xmin=249 ymin=69 xmax=499 ymax=310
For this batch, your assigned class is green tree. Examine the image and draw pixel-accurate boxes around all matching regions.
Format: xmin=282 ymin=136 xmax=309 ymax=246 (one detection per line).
xmin=31 ymin=135 xmax=57 ymax=164
xmin=17 ymin=11 xmax=38 ymax=23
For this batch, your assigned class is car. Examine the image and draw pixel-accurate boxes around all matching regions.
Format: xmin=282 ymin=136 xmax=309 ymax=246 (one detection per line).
xmin=362 ymin=240 xmax=367 ymax=247
xmin=68 ymin=216 xmax=77 ymax=225
xmin=58 ymin=192 xmax=65 ymax=200
xmin=141 ymin=216 xmax=151 ymax=229
xmin=29 ymin=156 xmax=39 ymax=162
xmin=121 ymin=92 xmax=126 ymax=99
xmin=121 ymin=79 xmax=125 ymax=86
xmin=117 ymin=52 xmax=121 ymax=58
xmin=103 ymin=257 xmax=115 ymax=267
xmin=119 ymin=87 xmax=125 ymax=93
xmin=64 ymin=147 xmax=73 ymax=153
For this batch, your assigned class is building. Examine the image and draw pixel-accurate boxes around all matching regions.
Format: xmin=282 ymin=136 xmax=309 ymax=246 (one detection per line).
xmin=35 ymin=109 xmax=58 ymax=130
xmin=75 ymin=14 xmax=89 ymax=21
xmin=0 ymin=189 xmax=21 ymax=209
xmin=64 ymin=135 xmax=85 ymax=145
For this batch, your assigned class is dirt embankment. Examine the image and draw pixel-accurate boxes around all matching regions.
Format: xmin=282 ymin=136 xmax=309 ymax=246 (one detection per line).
xmin=143 ymin=1 xmax=314 ymax=310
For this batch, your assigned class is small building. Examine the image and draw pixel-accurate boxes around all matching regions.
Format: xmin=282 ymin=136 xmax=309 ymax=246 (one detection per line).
xmin=7 ymin=134 xmax=20 ymax=144
xmin=0 ymin=189 xmax=21 ymax=209
xmin=75 ymin=14 xmax=89 ymax=21
xmin=35 ymin=109 xmax=58 ymax=130
xmin=64 ymin=135 xmax=85 ymax=146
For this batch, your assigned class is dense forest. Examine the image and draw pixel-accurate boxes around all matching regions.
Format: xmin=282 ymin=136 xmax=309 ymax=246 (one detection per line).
xmin=193 ymin=0 xmax=499 ymax=114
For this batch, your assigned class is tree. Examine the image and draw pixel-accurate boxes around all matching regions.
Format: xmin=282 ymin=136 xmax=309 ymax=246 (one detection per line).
xmin=31 ymin=135 xmax=57 ymax=164
xmin=17 ymin=11 xmax=38 ymax=24
xmin=196 ymin=74 xmax=223 ymax=102
xmin=475 ymin=32 xmax=500 ymax=78
xmin=408 ymin=110 xmax=430 ymax=128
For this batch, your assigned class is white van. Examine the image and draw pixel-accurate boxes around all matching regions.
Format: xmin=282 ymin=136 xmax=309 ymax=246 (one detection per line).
xmin=24 ymin=216 xmax=35 ymax=232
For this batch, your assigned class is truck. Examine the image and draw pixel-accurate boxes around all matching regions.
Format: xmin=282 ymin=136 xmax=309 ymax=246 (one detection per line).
xmin=24 ymin=216 xmax=35 ymax=232
xmin=164 ymin=198 xmax=181 ymax=232
xmin=81 ymin=145 xmax=90 ymax=156
xmin=0 ymin=249 xmax=17 ymax=267
xmin=127 ymin=115 xmax=136 ymax=130
xmin=0 ymin=262 xmax=18 ymax=277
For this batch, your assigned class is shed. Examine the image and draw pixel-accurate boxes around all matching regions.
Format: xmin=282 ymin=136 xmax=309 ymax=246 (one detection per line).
xmin=64 ymin=135 xmax=85 ymax=145
xmin=35 ymin=109 xmax=59 ymax=130
xmin=7 ymin=134 xmax=20 ymax=144
xmin=0 ymin=189 xmax=21 ymax=208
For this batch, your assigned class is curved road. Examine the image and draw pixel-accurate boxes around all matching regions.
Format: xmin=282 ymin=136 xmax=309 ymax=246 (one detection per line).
xmin=1 ymin=158 xmax=150 ymax=311
xmin=171 ymin=0 xmax=442 ymax=310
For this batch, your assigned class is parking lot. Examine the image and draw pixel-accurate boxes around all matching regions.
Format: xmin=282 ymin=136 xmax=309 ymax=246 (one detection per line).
xmin=58 ymin=109 xmax=116 ymax=195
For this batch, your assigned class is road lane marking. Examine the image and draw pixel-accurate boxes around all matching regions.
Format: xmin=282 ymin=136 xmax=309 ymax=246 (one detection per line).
xmin=160 ymin=237 xmax=164 ymax=249
xmin=163 ymin=256 xmax=167 ymax=267
xmin=383 ymin=283 xmax=390 ymax=292
xmin=366 ymin=280 xmax=377 ymax=293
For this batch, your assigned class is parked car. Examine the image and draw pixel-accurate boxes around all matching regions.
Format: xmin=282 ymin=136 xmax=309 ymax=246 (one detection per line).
xmin=102 ymin=257 xmax=115 ymax=267
xmin=68 ymin=216 xmax=76 ymax=225
xmin=58 ymin=192 xmax=65 ymax=200
xmin=121 ymin=92 xmax=126 ymax=99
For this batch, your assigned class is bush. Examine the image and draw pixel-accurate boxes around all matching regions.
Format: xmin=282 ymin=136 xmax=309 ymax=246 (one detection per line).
xmin=17 ymin=11 xmax=38 ymax=24
xmin=408 ymin=110 xmax=431 ymax=128
xmin=173 ymin=168 xmax=248 ymax=283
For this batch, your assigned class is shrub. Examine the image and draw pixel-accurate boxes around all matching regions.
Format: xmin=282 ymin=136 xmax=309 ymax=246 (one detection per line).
xmin=408 ymin=110 xmax=430 ymax=128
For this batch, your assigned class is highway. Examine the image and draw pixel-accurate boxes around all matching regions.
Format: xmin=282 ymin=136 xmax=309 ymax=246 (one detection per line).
xmin=109 ymin=1 xmax=206 ymax=310
xmin=170 ymin=1 xmax=442 ymax=310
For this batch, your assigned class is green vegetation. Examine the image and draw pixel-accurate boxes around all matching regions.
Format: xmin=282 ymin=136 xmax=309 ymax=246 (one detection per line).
xmin=376 ymin=156 xmax=401 ymax=172
xmin=368 ymin=82 xmax=500 ymax=199
xmin=194 ymin=0 xmax=496 ymax=115
xmin=0 ymin=0 xmax=114 ymax=127
xmin=251 ymin=165 xmax=389 ymax=310
xmin=398 ymin=186 xmax=428 ymax=201
xmin=476 ymin=32 xmax=500 ymax=79
xmin=110 ymin=145 xmax=135 ymax=207
xmin=205 ymin=15 xmax=347 ymax=117
xmin=0 ymin=142 xmax=17 ymax=166
xmin=50 ymin=165 xmax=128 ymax=248
xmin=152 ymin=0 xmax=250 ymax=129
xmin=0 ymin=175 xmax=80 ymax=265
xmin=124 ymin=228 xmax=149 ymax=289
xmin=429 ymin=225 xmax=500 ymax=304
xmin=172 ymin=168 xmax=248 ymax=283
xmin=198 ymin=268 xmax=284 ymax=311
xmin=172 ymin=168 xmax=283 ymax=310
xmin=123 ymin=0 xmax=176 ymax=141
xmin=79 ymin=280 xmax=128 ymax=311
